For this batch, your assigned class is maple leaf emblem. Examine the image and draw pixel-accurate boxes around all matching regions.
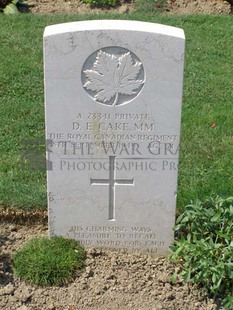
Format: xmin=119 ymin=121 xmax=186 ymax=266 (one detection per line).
xmin=83 ymin=50 xmax=144 ymax=106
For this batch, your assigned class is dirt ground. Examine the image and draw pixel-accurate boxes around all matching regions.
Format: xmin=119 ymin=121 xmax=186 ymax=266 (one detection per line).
xmin=0 ymin=1 xmax=230 ymax=309
xmin=30 ymin=0 xmax=231 ymax=15
xmin=0 ymin=223 xmax=221 ymax=310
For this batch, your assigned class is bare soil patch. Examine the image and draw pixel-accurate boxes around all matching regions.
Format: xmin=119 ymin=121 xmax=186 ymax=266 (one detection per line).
xmin=30 ymin=0 xmax=231 ymax=15
xmin=0 ymin=223 xmax=220 ymax=310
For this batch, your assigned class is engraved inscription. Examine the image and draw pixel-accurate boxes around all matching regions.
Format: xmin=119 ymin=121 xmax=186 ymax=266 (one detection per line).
xmin=82 ymin=47 xmax=145 ymax=106
xmin=90 ymin=156 xmax=134 ymax=221
xmin=67 ymin=225 xmax=166 ymax=253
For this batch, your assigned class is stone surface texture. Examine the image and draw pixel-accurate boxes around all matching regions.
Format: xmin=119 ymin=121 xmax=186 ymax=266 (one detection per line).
xmin=44 ymin=20 xmax=185 ymax=255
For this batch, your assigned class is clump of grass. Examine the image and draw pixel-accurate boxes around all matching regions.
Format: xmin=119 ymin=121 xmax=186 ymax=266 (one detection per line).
xmin=170 ymin=197 xmax=233 ymax=309
xmin=13 ymin=236 xmax=86 ymax=286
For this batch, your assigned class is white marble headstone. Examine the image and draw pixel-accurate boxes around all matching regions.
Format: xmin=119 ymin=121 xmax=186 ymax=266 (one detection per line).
xmin=44 ymin=20 xmax=185 ymax=255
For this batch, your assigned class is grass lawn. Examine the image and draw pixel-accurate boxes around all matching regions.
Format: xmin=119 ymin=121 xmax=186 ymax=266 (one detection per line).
xmin=0 ymin=13 xmax=232 ymax=211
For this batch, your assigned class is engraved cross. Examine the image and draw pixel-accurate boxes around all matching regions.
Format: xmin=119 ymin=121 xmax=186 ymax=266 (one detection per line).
xmin=90 ymin=156 xmax=134 ymax=221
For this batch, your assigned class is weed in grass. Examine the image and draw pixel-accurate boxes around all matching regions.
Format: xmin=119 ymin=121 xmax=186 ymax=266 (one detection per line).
xmin=13 ymin=236 xmax=86 ymax=286
xmin=134 ymin=0 xmax=170 ymax=13
xmin=170 ymin=197 xmax=233 ymax=309
xmin=82 ymin=0 xmax=117 ymax=8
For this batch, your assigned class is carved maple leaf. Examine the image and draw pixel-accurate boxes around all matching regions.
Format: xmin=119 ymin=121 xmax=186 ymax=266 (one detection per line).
xmin=83 ymin=50 xmax=144 ymax=106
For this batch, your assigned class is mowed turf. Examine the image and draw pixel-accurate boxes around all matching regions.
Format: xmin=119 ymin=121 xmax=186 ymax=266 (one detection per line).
xmin=0 ymin=13 xmax=232 ymax=210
